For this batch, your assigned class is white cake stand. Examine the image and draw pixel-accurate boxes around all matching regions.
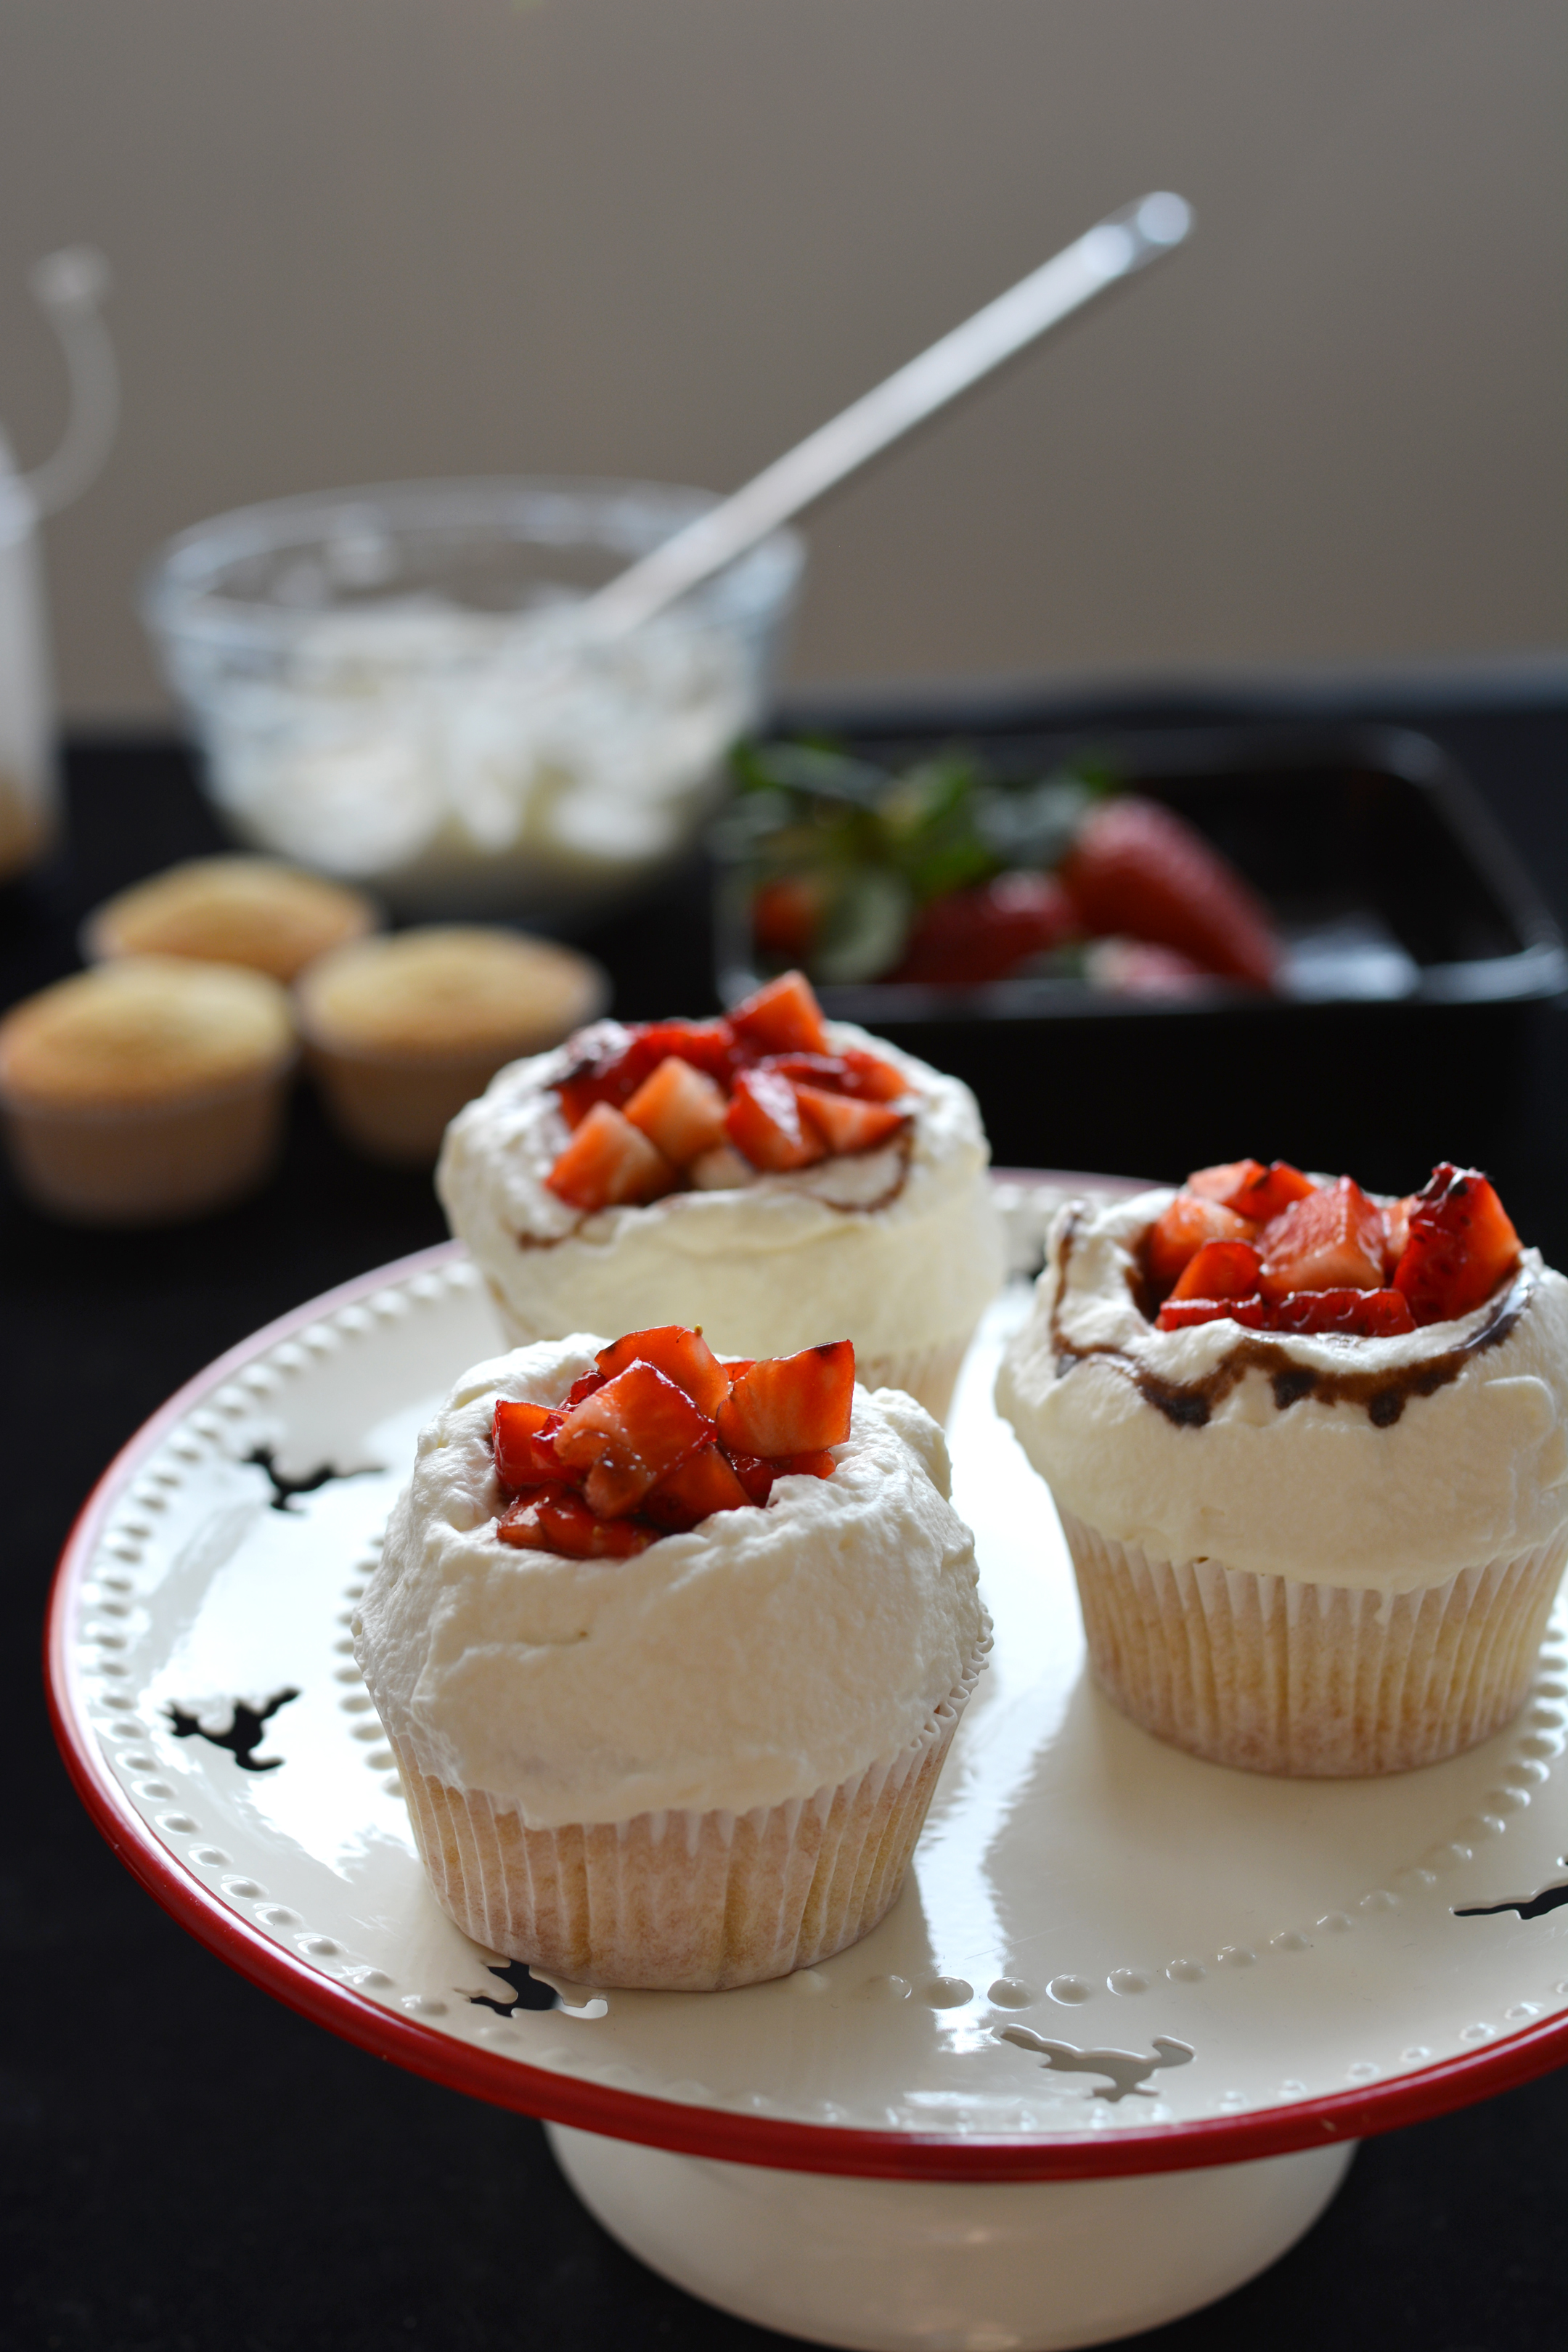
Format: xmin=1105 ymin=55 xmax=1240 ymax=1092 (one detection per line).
xmin=46 ymin=1190 xmax=1568 ymax=2352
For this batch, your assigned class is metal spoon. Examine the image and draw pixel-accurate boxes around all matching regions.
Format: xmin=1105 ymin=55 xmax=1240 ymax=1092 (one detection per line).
xmin=581 ymin=191 xmax=1192 ymax=641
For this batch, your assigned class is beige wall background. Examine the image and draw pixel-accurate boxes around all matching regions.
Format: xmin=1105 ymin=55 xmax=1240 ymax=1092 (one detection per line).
xmin=0 ymin=0 xmax=1564 ymax=723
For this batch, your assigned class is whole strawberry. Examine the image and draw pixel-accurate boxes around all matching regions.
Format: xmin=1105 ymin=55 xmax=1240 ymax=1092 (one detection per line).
xmin=1058 ymin=795 xmax=1279 ymax=989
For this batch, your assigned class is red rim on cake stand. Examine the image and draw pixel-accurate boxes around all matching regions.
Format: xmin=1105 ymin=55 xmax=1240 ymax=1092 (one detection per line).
xmin=46 ymin=1182 xmax=1568 ymax=2351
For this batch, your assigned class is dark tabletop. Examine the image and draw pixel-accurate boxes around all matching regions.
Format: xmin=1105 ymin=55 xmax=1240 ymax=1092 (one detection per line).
xmin=4 ymin=685 xmax=1568 ymax=2352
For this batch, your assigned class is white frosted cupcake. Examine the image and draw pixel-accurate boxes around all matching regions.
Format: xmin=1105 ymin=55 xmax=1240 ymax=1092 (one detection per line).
xmin=997 ymin=1161 xmax=1568 ymax=1776
xmin=356 ymin=1322 xmax=987 ymax=1988
xmin=436 ymin=972 xmax=1003 ymax=1422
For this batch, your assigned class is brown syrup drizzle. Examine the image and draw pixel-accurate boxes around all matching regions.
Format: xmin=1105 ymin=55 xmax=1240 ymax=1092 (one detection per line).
xmin=1048 ymin=1206 xmax=1532 ymax=1430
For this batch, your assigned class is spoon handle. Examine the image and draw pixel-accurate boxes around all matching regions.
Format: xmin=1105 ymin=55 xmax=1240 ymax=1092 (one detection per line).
xmin=584 ymin=192 xmax=1192 ymax=640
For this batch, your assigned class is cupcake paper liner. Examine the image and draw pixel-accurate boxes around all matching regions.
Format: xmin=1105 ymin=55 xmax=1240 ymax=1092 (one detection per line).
xmin=1057 ymin=1506 xmax=1568 ymax=1778
xmin=389 ymin=1646 xmax=987 ymax=1990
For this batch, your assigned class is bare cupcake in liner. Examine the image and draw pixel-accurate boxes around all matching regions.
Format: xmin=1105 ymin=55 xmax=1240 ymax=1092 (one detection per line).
xmin=356 ymin=1334 xmax=988 ymax=1989
xmin=997 ymin=1185 xmax=1568 ymax=1777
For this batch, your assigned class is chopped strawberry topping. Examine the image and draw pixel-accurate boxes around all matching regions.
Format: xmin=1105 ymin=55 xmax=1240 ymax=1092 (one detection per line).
xmin=1156 ymin=1294 xmax=1272 ymax=1331
xmin=497 ymin=1486 xmax=657 ymax=1558
xmin=623 ymin=1055 xmax=730 ymax=1166
xmin=1167 ymin=1239 xmax=1263 ymax=1303
xmin=1146 ymin=1193 xmax=1258 ymax=1291
xmin=492 ymin=1397 xmax=562 ymax=1488
xmin=834 ymin=1046 xmax=910 ymax=1103
xmin=489 ymin=1323 xmax=861 ymax=1555
xmin=729 ymin=969 xmax=831 ymax=1056
xmin=1257 ymin=1176 xmax=1387 ymax=1302
xmin=1270 ymin=1288 xmax=1416 ymax=1339
xmin=544 ymin=1101 xmax=677 ymax=1213
xmin=1392 ymin=1164 xmax=1522 ymax=1326
xmin=594 ymin=1324 xmax=730 ymax=1418
xmin=1187 ymin=1159 xmax=1315 ymax=1223
xmin=551 ymin=1363 xmax=715 ymax=1517
xmin=642 ymin=1444 xmax=752 ymax=1532
xmin=633 ymin=1017 xmax=740 ymax=1087
xmin=793 ymin=1082 xmax=909 ymax=1156
xmin=724 ymin=1066 xmax=828 ymax=1172
xmin=718 ymin=1341 xmax=856 ymax=1458
xmin=554 ymin=1022 xmax=655 ymax=1130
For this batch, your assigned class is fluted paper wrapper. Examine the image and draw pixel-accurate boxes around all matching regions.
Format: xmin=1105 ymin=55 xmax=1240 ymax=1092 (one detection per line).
xmin=1058 ymin=1506 xmax=1568 ymax=1778
xmin=391 ymin=1648 xmax=987 ymax=1989
xmin=854 ymin=1332 xmax=975 ymax=1423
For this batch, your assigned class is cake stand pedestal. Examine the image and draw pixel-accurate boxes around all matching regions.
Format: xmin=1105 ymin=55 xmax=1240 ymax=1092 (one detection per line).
xmin=46 ymin=1204 xmax=1568 ymax=2351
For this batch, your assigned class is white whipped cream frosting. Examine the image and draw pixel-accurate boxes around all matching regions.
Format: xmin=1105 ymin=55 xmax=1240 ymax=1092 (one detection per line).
xmin=435 ymin=1020 xmax=1003 ymax=1362
xmin=355 ymin=1334 xmax=987 ymax=1826
xmin=996 ymin=1189 xmax=1568 ymax=1591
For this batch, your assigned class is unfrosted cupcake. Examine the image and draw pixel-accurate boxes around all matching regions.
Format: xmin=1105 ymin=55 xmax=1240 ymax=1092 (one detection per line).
xmin=296 ymin=925 xmax=608 ymax=1165
xmin=0 ymin=956 xmax=295 ymax=1224
xmin=997 ymin=1159 xmax=1568 ymax=1776
xmin=355 ymin=1322 xmax=988 ymax=1989
xmin=437 ymin=972 xmax=1003 ymax=1421
xmin=83 ymin=854 xmax=378 ymax=984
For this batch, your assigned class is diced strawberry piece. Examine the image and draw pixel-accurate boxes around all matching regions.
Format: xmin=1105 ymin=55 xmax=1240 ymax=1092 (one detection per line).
xmin=545 ymin=1101 xmax=677 ymax=1213
xmin=633 ymin=1018 xmax=740 ymax=1087
xmin=552 ymin=1363 xmax=715 ymax=1516
xmin=1156 ymin=1294 xmax=1272 ymax=1332
xmin=562 ymin=1370 xmax=607 ymax=1408
xmin=1188 ymin=1159 xmax=1316 ymax=1223
xmin=1392 ymin=1164 xmax=1522 ymax=1326
xmin=1058 ymin=796 xmax=1280 ymax=989
xmin=724 ymin=1066 xmax=828 ymax=1171
xmin=1383 ymin=1196 xmax=1410 ymax=1277
xmin=889 ymin=872 xmax=1077 ymax=985
xmin=717 ymin=1341 xmax=855 ymax=1457
xmin=1258 ymin=1176 xmax=1387 ymax=1301
xmin=1168 ymin=1239 xmax=1263 ymax=1303
xmin=773 ymin=1448 xmax=838 ymax=1479
xmin=594 ymin=1325 xmax=730 ymax=1418
xmin=836 ymin=1047 xmax=910 ymax=1103
xmin=493 ymin=1398 xmax=563 ymax=1490
xmin=724 ymin=1450 xmax=775 ymax=1506
xmin=497 ymin=1485 xmax=656 ymax=1558
xmin=641 ymin=1444 xmax=753 ymax=1532
xmin=1270 ymin=1288 xmax=1416 ymax=1338
xmin=623 ymin=1055 xmax=730 ymax=1167
xmin=729 ymin=970 xmax=830 ymax=1056
xmin=1145 ymin=1194 xmax=1258 ymax=1291
xmin=554 ymin=1021 xmax=656 ymax=1129
xmin=793 ymin=1082 xmax=910 ymax=1157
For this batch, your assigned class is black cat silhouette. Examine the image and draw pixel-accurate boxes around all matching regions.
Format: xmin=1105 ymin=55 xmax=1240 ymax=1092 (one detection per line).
xmin=247 ymin=1446 xmax=381 ymax=1513
xmin=1455 ymin=1869 xmax=1568 ymax=1924
xmin=467 ymin=1958 xmax=558 ymax=2017
xmin=166 ymin=1688 xmax=299 ymax=1773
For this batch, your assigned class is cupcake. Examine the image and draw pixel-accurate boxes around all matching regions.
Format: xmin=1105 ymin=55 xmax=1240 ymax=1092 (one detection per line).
xmin=355 ymin=1322 xmax=987 ymax=1989
xmin=83 ymin=854 xmax=378 ymax=984
xmin=0 ymin=955 xmax=295 ymax=1223
xmin=295 ymin=925 xmax=609 ymax=1166
xmin=437 ymin=971 xmax=1003 ymax=1421
xmin=997 ymin=1159 xmax=1568 ymax=1776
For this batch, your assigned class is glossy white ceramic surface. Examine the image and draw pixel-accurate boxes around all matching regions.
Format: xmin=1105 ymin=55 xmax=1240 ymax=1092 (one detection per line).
xmin=54 ymin=1226 xmax=1568 ymax=2151
xmin=547 ymin=2121 xmax=1355 ymax=2352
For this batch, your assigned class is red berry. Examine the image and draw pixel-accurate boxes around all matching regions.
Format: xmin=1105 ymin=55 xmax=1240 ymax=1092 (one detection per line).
xmin=889 ymin=873 xmax=1077 ymax=985
xmin=593 ymin=1325 xmax=730 ymax=1419
xmin=1269 ymin=1288 xmax=1416 ymax=1339
xmin=1258 ymin=1177 xmax=1387 ymax=1301
xmin=724 ymin=1066 xmax=828 ymax=1172
xmin=717 ymin=1341 xmax=855 ymax=1457
xmin=492 ymin=1398 xmax=562 ymax=1490
xmin=1155 ymin=1294 xmax=1272 ymax=1332
xmin=1146 ymin=1194 xmax=1258 ymax=1292
xmin=1058 ymin=796 xmax=1279 ymax=988
xmin=1188 ymin=1159 xmax=1315 ymax=1223
xmin=544 ymin=1101 xmax=677 ymax=1213
xmin=1392 ymin=1164 xmax=1522 ymax=1326
xmin=1167 ymin=1239 xmax=1263 ymax=1304
xmin=497 ymin=1486 xmax=656 ymax=1558
xmin=641 ymin=1444 xmax=754 ymax=1532
xmin=792 ymin=1082 xmax=909 ymax=1157
xmin=728 ymin=970 xmax=830 ymax=1056
xmin=552 ymin=1363 xmax=716 ymax=1517
xmin=623 ymin=1055 xmax=730 ymax=1167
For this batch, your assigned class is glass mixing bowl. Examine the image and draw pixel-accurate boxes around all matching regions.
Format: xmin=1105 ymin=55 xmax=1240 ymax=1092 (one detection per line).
xmin=142 ymin=477 xmax=804 ymax=922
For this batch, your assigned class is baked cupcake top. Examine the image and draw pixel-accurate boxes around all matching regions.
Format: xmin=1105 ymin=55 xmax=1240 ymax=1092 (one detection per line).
xmin=83 ymin=855 xmax=377 ymax=984
xmin=355 ymin=1328 xmax=986 ymax=1827
xmin=0 ymin=957 xmax=295 ymax=1108
xmin=436 ymin=971 xmax=1001 ymax=1359
xmin=296 ymin=926 xmax=608 ymax=1063
xmin=997 ymin=1161 xmax=1568 ymax=1592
